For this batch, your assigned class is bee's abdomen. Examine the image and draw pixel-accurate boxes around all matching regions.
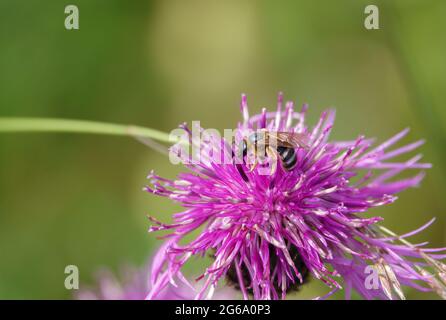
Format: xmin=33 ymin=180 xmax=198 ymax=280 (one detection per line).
xmin=277 ymin=146 xmax=297 ymax=171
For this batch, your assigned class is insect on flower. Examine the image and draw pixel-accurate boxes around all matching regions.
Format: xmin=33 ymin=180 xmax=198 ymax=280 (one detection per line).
xmin=145 ymin=93 xmax=446 ymax=300
xmin=235 ymin=129 xmax=309 ymax=175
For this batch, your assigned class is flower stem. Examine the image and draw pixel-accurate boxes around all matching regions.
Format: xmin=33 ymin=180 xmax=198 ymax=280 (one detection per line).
xmin=0 ymin=117 xmax=175 ymax=144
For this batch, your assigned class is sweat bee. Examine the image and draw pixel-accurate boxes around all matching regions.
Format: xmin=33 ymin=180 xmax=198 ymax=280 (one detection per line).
xmin=233 ymin=129 xmax=309 ymax=176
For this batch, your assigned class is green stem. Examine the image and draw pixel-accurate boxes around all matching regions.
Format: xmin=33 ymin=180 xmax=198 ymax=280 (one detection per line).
xmin=0 ymin=117 xmax=175 ymax=144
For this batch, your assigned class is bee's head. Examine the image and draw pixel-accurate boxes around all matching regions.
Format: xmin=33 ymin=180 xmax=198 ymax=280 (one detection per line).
xmin=248 ymin=130 xmax=268 ymax=143
xmin=247 ymin=132 xmax=258 ymax=144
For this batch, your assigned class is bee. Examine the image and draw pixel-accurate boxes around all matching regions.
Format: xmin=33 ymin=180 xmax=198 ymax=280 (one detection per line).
xmin=233 ymin=130 xmax=309 ymax=176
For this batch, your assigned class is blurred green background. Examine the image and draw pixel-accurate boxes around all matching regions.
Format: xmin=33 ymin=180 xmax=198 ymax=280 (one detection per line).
xmin=0 ymin=0 xmax=445 ymax=299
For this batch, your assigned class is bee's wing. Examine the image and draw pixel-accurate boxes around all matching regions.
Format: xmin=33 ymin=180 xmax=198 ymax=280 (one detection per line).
xmin=270 ymin=132 xmax=310 ymax=149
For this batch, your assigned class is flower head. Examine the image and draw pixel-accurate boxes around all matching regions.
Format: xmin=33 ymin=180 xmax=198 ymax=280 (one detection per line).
xmin=77 ymin=246 xmax=235 ymax=300
xmin=77 ymin=262 xmax=159 ymax=300
xmin=146 ymin=93 xmax=446 ymax=300
xmin=76 ymin=261 xmax=195 ymax=300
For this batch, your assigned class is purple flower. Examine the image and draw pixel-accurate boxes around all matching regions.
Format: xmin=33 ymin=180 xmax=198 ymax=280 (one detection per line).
xmin=146 ymin=93 xmax=446 ymax=300
xmin=77 ymin=262 xmax=157 ymax=300
xmin=77 ymin=247 xmax=235 ymax=300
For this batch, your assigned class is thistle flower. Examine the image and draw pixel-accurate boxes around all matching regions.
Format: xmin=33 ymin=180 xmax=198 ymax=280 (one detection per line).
xmin=146 ymin=93 xmax=446 ymax=300
xmin=77 ymin=263 xmax=159 ymax=300
xmin=77 ymin=248 xmax=235 ymax=300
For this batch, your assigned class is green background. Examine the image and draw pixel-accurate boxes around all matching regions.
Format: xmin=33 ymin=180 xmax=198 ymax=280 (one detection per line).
xmin=0 ymin=0 xmax=445 ymax=299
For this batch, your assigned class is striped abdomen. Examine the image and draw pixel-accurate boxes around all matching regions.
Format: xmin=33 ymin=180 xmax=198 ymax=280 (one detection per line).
xmin=277 ymin=146 xmax=297 ymax=171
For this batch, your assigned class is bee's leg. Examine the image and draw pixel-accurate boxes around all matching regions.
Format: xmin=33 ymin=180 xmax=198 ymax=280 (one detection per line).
xmin=266 ymin=146 xmax=278 ymax=175
xmin=249 ymin=157 xmax=258 ymax=172
xmin=246 ymin=143 xmax=258 ymax=172
xmin=231 ymin=137 xmax=244 ymax=164
xmin=234 ymin=139 xmax=250 ymax=182
xmin=241 ymin=138 xmax=248 ymax=164
xmin=231 ymin=135 xmax=236 ymax=163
